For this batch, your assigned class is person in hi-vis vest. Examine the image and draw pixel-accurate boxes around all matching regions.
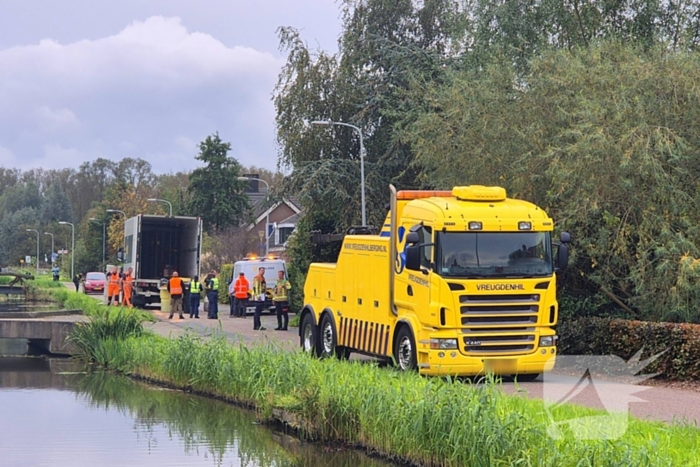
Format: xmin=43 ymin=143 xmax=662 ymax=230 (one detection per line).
xmin=272 ymin=270 xmax=291 ymax=331
xmin=189 ymin=275 xmax=203 ymax=318
xmin=167 ymin=271 xmax=185 ymax=319
xmin=206 ymin=270 xmax=219 ymax=319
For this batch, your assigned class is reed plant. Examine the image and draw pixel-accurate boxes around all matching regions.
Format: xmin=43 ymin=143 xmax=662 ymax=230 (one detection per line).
xmin=68 ymin=306 xmax=154 ymax=364
xmin=70 ymin=328 xmax=700 ymax=467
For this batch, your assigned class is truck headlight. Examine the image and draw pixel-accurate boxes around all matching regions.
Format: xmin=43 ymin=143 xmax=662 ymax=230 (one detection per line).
xmin=430 ymin=339 xmax=458 ymax=350
xmin=539 ymin=335 xmax=558 ymax=347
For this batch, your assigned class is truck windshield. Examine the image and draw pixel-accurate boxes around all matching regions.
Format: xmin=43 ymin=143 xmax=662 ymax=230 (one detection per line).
xmin=436 ymin=232 xmax=553 ymax=278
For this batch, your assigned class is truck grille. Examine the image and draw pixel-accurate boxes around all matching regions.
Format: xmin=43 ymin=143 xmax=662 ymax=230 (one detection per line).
xmin=460 ymin=294 xmax=539 ymax=356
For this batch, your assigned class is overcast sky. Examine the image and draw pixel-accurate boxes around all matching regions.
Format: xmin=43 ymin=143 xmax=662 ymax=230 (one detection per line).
xmin=0 ymin=1 xmax=343 ymax=174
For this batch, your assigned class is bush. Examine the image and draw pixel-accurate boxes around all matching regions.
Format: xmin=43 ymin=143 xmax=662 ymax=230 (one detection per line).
xmin=559 ymin=317 xmax=700 ymax=380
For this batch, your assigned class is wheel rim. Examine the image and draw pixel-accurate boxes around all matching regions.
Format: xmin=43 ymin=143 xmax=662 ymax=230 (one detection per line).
xmin=398 ymin=336 xmax=413 ymax=370
xmin=322 ymin=321 xmax=334 ymax=354
xmin=303 ymin=323 xmax=314 ymax=353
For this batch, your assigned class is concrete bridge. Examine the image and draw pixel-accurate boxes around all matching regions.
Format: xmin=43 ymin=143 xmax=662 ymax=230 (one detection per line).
xmin=0 ymin=316 xmax=86 ymax=355
xmin=0 ymin=285 xmax=25 ymax=296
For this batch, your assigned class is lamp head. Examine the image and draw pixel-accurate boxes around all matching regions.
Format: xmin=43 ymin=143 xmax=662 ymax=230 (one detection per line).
xmin=311 ymin=120 xmax=333 ymax=126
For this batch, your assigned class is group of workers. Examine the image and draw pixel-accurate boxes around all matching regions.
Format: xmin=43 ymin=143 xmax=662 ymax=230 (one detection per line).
xmin=106 ymin=266 xmax=134 ymax=307
xmin=166 ymin=270 xmax=218 ymax=320
xmin=229 ymin=267 xmax=291 ymax=331
xmin=75 ymin=263 xmax=292 ymax=329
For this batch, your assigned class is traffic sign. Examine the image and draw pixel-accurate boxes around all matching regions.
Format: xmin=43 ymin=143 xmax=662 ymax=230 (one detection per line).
xmin=57 ymin=249 xmax=68 ymax=254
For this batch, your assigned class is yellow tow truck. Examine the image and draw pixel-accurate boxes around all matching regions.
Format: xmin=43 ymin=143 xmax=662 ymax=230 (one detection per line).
xmin=299 ymin=185 xmax=570 ymax=378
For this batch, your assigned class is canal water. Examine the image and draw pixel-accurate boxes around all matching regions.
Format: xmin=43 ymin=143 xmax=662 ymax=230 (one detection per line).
xmin=0 ymin=357 xmax=396 ymax=467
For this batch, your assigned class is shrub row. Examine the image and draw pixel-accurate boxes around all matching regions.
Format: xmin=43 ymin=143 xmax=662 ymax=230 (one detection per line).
xmin=558 ymin=317 xmax=700 ymax=380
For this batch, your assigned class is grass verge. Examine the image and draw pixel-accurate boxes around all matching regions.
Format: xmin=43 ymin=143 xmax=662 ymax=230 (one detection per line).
xmin=69 ymin=312 xmax=700 ymax=467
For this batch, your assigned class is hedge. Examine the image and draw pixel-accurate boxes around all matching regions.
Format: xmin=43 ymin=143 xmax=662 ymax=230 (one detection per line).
xmin=559 ymin=317 xmax=700 ymax=380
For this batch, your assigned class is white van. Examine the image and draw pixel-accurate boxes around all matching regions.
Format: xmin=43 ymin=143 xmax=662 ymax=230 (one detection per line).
xmin=230 ymin=258 xmax=288 ymax=314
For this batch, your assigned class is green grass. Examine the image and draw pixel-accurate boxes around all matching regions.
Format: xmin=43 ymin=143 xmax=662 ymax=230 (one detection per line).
xmin=68 ymin=323 xmax=700 ymax=467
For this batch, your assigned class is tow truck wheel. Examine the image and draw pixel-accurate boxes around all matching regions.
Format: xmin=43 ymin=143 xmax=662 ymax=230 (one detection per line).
xmin=513 ymin=373 xmax=540 ymax=382
xmin=336 ymin=346 xmax=351 ymax=361
xmin=394 ymin=326 xmax=417 ymax=371
xmin=320 ymin=313 xmax=337 ymax=359
xmin=300 ymin=313 xmax=319 ymax=357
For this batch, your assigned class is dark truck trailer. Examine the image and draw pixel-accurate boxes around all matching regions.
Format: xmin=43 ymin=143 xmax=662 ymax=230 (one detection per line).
xmin=122 ymin=214 xmax=202 ymax=307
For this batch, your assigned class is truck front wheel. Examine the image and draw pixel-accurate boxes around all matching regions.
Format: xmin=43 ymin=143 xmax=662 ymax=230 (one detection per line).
xmin=300 ymin=313 xmax=319 ymax=357
xmin=394 ymin=326 xmax=417 ymax=371
xmin=320 ymin=313 xmax=339 ymax=359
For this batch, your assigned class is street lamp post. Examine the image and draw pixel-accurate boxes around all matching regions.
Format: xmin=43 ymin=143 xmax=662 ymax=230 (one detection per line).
xmin=147 ymin=198 xmax=172 ymax=217
xmin=59 ymin=221 xmax=75 ymax=280
xmin=44 ymin=232 xmax=54 ymax=265
xmin=89 ymin=218 xmax=106 ymax=263
xmin=26 ymin=229 xmax=40 ymax=276
xmin=238 ymin=176 xmax=271 ymax=256
xmin=311 ymin=119 xmax=367 ymax=226
xmin=106 ymin=209 xmax=127 ymax=218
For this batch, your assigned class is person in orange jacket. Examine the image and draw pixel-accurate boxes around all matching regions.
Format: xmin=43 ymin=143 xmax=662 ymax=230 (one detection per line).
xmin=229 ymin=272 xmax=250 ymax=318
xmin=120 ymin=267 xmax=134 ymax=308
xmin=167 ymin=271 xmax=185 ymax=319
xmin=106 ymin=266 xmax=120 ymax=306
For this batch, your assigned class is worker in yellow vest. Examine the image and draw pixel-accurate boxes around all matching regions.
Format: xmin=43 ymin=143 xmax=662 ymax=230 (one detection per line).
xmin=189 ymin=275 xmax=203 ymax=318
xmin=206 ymin=270 xmax=219 ymax=319
xmin=273 ymin=270 xmax=291 ymax=331
xmin=167 ymin=271 xmax=185 ymax=319
xmin=252 ymin=267 xmax=267 ymax=331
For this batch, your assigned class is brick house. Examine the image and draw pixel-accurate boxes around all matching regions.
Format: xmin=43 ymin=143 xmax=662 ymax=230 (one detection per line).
xmin=242 ymin=175 xmax=303 ymax=260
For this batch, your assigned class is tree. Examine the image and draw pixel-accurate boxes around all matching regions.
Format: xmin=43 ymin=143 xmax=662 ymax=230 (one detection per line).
xmin=154 ymin=171 xmax=191 ymax=217
xmin=0 ymin=183 xmax=42 ymax=215
xmin=403 ymin=42 xmax=700 ymax=322
xmin=66 ymin=158 xmax=116 ymax=222
xmin=187 ymin=133 xmax=250 ymax=232
xmin=0 ymin=207 xmax=40 ymax=266
xmin=113 ymin=158 xmax=156 ymax=188
xmin=40 ymin=181 xmax=73 ymax=224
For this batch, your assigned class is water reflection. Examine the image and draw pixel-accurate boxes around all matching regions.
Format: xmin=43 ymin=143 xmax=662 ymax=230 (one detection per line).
xmin=0 ymin=359 xmax=395 ymax=467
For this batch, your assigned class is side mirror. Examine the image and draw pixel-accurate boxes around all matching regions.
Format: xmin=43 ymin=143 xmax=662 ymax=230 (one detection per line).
xmin=556 ymin=244 xmax=569 ymax=270
xmin=406 ymin=232 xmax=420 ymax=245
xmin=560 ymin=231 xmax=571 ymax=244
xmin=405 ymin=245 xmax=421 ymax=271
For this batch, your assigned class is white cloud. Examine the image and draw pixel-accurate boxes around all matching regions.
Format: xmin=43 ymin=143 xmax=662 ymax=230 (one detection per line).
xmin=0 ymin=16 xmax=284 ymax=173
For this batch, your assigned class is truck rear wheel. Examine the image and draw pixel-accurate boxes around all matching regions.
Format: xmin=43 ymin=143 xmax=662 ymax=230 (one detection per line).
xmin=394 ymin=326 xmax=417 ymax=371
xmin=300 ymin=313 xmax=319 ymax=357
xmin=513 ymin=373 xmax=540 ymax=382
xmin=320 ymin=313 xmax=338 ymax=359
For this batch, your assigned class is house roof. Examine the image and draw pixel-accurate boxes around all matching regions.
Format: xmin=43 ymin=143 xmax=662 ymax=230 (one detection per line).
xmin=278 ymin=212 xmax=303 ymax=225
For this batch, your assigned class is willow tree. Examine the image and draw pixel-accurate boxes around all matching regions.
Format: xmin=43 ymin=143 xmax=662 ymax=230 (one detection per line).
xmin=404 ymin=42 xmax=700 ymax=322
